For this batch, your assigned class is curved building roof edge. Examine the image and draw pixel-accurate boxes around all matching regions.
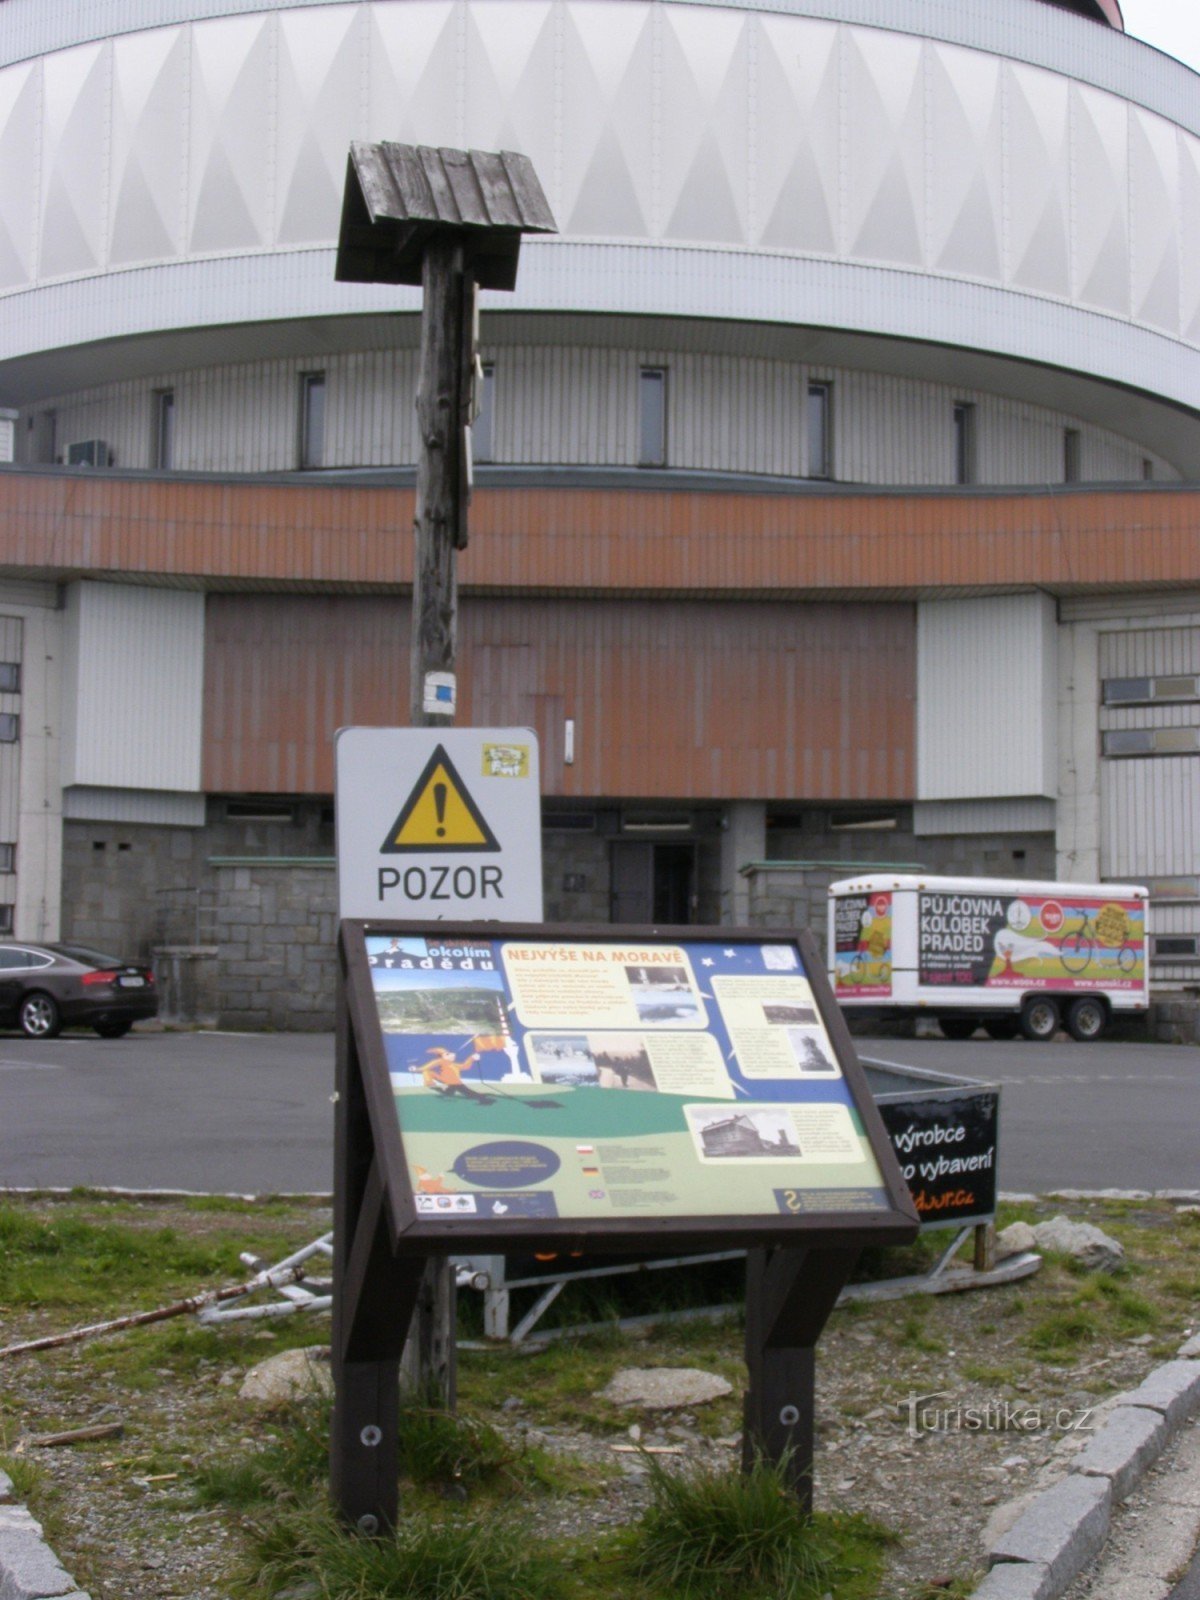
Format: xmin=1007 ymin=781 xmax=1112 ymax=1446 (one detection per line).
xmin=0 ymin=0 xmax=1193 ymax=133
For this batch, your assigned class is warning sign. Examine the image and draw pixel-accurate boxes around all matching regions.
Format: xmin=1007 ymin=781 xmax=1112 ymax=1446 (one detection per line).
xmin=335 ymin=727 xmax=543 ymax=922
xmin=382 ymin=746 xmax=500 ymax=853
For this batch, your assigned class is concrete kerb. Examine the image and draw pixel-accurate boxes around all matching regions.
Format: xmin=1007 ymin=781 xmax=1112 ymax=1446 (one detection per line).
xmin=971 ymin=1339 xmax=1200 ymax=1599
xmin=0 ymin=1481 xmax=89 ymax=1600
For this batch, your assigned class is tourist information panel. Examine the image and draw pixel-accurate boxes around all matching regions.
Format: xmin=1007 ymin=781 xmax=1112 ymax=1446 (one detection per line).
xmin=344 ymin=925 xmax=911 ymax=1243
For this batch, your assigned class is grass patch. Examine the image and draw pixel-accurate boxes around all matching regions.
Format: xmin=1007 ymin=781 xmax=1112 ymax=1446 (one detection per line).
xmin=621 ymin=1452 xmax=892 ymax=1600
xmin=243 ymin=1497 xmax=563 ymax=1600
xmin=1026 ymin=1306 xmax=1103 ymax=1358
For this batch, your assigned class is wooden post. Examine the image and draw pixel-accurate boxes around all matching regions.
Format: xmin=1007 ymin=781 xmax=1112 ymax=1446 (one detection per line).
xmin=411 ymin=235 xmax=474 ymax=725
xmin=403 ymin=233 xmax=476 ymax=1406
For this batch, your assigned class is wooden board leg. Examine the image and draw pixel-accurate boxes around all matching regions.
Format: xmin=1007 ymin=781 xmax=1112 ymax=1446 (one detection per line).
xmin=331 ymin=1357 xmax=401 ymax=1535
xmin=742 ymin=1344 xmax=815 ymax=1514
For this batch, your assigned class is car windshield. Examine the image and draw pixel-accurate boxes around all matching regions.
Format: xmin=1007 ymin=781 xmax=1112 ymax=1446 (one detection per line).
xmin=50 ymin=944 xmax=130 ymax=969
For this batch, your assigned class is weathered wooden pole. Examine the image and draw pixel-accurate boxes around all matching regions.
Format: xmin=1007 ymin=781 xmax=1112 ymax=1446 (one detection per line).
xmin=334 ymin=144 xmax=556 ymax=1437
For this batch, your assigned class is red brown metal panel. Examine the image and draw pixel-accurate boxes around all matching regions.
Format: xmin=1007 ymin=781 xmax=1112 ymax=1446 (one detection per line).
xmin=6 ymin=470 xmax=1198 ymax=596
xmin=203 ymin=594 xmax=914 ymax=800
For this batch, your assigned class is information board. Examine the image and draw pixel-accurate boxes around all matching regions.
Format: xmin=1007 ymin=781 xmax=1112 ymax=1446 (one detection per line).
xmin=341 ymin=922 xmax=917 ymax=1250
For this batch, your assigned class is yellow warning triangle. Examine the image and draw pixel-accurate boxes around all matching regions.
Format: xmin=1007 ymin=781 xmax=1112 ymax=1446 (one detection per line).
xmin=381 ymin=745 xmax=500 ymax=854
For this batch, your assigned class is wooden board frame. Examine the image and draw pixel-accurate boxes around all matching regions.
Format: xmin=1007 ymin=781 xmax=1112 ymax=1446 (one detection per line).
xmin=341 ymin=919 xmax=919 ymax=1254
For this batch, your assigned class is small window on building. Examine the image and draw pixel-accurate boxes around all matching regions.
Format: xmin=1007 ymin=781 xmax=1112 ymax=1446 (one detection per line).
xmin=806 ymin=382 xmax=832 ymax=479
xmin=1153 ymin=935 xmax=1199 ymax=959
xmin=0 ymin=714 xmax=18 ymax=742
xmin=1102 ymin=727 xmax=1200 ymax=757
xmin=472 ymin=362 xmax=495 ymax=463
xmin=0 ymin=663 xmax=19 ymax=694
xmin=1142 ymin=458 xmax=1154 ymax=481
xmin=638 ymin=367 xmax=667 ymax=467
xmin=0 ymin=906 xmax=12 ymax=936
xmin=1103 ymin=675 xmax=1200 ymax=706
xmin=299 ymin=371 xmax=326 ymax=469
xmin=0 ymin=844 xmax=14 ymax=873
xmin=953 ymin=402 xmax=976 ymax=485
xmin=1064 ymin=428 xmax=1081 ymax=483
xmin=153 ymin=389 xmax=175 ymax=470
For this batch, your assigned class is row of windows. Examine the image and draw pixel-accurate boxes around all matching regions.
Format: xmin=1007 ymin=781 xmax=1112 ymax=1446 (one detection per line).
xmin=42 ymin=372 xmax=1159 ymax=482
xmin=145 ymin=368 xmax=836 ymax=478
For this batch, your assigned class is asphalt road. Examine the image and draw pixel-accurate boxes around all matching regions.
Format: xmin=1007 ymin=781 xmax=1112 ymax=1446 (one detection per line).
xmin=0 ymin=1027 xmax=1196 ymax=1195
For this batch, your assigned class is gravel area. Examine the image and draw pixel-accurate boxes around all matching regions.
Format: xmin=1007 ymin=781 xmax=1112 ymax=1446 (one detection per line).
xmin=1 ymin=1196 xmax=1196 ymax=1599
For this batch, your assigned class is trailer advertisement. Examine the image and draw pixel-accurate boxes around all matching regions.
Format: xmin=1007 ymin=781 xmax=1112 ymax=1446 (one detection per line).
xmin=917 ymin=891 xmax=1145 ymax=990
xmin=833 ymin=891 xmax=893 ymax=998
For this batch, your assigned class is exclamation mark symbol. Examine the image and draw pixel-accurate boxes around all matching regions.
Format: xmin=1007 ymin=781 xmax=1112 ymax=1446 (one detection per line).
xmin=434 ymin=781 xmax=447 ymax=838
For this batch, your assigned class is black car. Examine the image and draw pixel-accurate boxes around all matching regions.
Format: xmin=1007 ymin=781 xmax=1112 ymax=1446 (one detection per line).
xmin=0 ymin=942 xmax=157 ymax=1039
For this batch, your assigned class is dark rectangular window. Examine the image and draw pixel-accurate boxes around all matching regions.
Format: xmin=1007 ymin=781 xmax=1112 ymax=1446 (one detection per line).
xmin=1142 ymin=458 xmax=1154 ymax=481
xmin=0 ymin=714 xmax=18 ymax=743
xmin=153 ymin=390 xmax=174 ymax=469
xmin=473 ymin=362 xmax=495 ymax=463
xmin=1103 ymin=675 xmax=1199 ymax=706
xmin=807 ymin=382 xmax=832 ymax=479
xmin=1064 ymin=428 xmax=1081 ymax=483
xmin=0 ymin=663 xmax=19 ymax=694
xmin=299 ymin=371 xmax=326 ymax=469
xmin=1153 ymin=935 xmax=1198 ymax=958
xmin=638 ymin=367 xmax=667 ymax=467
xmin=953 ymin=402 xmax=975 ymax=485
xmin=1102 ymin=727 xmax=1200 ymax=756
xmin=0 ymin=905 xmax=12 ymax=935
xmin=0 ymin=844 xmax=14 ymax=873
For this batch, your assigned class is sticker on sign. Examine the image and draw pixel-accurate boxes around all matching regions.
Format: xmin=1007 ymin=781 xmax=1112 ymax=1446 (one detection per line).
xmin=335 ymin=727 xmax=543 ymax=922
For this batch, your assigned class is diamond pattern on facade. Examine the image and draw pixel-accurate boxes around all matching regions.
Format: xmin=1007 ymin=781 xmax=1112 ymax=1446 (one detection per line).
xmin=369 ymin=2 xmax=460 ymax=150
xmin=277 ymin=8 xmax=366 ymax=243
xmin=189 ymin=15 xmax=272 ymax=254
xmin=1072 ymin=83 xmax=1130 ymax=316
xmin=1006 ymin=61 xmax=1071 ymax=300
xmin=660 ymin=6 xmax=749 ymax=243
xmin=844 ymin=28 xmax=924 ymax=267
xmin=754 ymin=14 xmax=839 ymax=254
xmin=0 ymin=60 xmax=39 ymax=290
xmin=110 ymin=27 xmax=189 ymax=266
xmin=462 ymin=1 xmax=558 ymax=194
xmin=0 ymin=0 xmax=1195 ymax=366
xmin=928 ymin=43 xmax=1003 ymax=282
xmin=560 ymin=1 xmax=653 ymax=237
xmin=39 ymin=41 xmax=108 ymax=281
xmin=1128 ymin=109 xmax=1180 ymax=335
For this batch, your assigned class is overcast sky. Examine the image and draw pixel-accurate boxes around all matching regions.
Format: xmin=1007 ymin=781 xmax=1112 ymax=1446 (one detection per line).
xmin=1118 ymin=1 xmax=1200 ymax=73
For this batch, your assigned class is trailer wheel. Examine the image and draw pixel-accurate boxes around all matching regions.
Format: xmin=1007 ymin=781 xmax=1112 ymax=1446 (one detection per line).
xmin=1019 ymin=996 xmax=1060 ymax=1041
xmin=983 ymin=1017 xmax=1020 ymax=1040
xmin=938 ymin=1016 xmax=977 ymax=1040
xmin=1066 ymin=996 xmax=1107 ymax=1042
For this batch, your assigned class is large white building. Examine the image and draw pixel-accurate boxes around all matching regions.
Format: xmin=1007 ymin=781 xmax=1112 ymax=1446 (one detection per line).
xmin=0 ymin=0 xmax=1196 ymax=1031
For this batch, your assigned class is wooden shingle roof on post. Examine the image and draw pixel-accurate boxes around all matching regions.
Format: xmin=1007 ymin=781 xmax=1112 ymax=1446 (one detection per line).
xmin=336 ymin=143 xmax=557 ymax=290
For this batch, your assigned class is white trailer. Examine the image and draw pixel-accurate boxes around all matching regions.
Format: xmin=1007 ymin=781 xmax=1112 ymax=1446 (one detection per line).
xmin=828 ymin=874 xmax=1150 ymax=1043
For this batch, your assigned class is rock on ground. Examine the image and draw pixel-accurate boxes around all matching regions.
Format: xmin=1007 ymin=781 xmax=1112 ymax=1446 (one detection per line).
xmin=598 ymin=1367 xmax=732 ymax=1410
xmin=1031 ymin=1216 xmax=1125 ymax=1273
xmin=238 ymin=1347 xmax=333 ymax=1406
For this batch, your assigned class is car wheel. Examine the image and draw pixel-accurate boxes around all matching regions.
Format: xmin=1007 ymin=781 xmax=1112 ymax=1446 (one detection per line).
xmin=95 ymin=1021 xmax=132 ymax=1039
xmin=19 ymin=991 xmax=62 ymax=1040
xmin=983 ymin=1017 xmax=1020 ymax=1040
xmin=938 ymin=1016 xmax=977 ymax=1040
xmin=1065 ymin=996 xmax=1107 ymax=1043
xmin=1019 ymin=995 xmax=1060 ymax=1042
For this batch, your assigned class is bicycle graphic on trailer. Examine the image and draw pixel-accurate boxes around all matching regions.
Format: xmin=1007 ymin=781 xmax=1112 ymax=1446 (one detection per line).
xmin=1058 ymin=910 xmax=1139 ymax=976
